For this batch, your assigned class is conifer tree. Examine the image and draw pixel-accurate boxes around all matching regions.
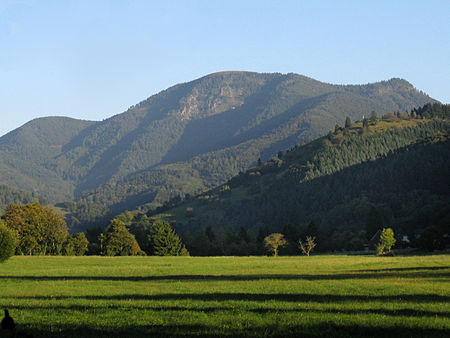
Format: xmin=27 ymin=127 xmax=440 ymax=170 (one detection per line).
xmin=362 ymin=118 xmax=369 ymax=128
xmin=345 ymin=116 xmax=352 ymax=128
xmin=238 ymin=226 xmax=250 ymax=243
xmin=205 ymin=226 xmax=216 ymax=242
xmin=148 ymin=220 xmax=183 ymax=256
xmin=63 ymin=232 xmax=89 ymax=256
xmin=103 ymin=219 xmax=140 ymax=256
xmin=366 ymin=206 xmax=382 ymax=240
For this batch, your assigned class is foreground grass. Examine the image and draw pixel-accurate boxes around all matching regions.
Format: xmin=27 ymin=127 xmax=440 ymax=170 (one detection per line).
xmin=0 ymin=254 xmax=449 ymax=337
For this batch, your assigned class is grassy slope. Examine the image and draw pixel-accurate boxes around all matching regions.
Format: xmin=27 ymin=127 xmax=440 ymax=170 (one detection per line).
xmin=0 ymin=254 xmax=448 ymax=337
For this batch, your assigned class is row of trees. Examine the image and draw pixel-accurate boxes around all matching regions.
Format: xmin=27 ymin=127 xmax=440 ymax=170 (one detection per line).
xmin=178 ymin=221 xmax=324 ymax=256
xmin=0 ymin=203 xmax=189 ymax=258
xmin=0 ymin=203 xmax=88 ymax=256
xmin=0 ymin=203 xmax=443 ymax=262
xmin=263 ymin=228 xmax=397 ymax=257
xmin=3 ymin=203 xmax=69 ymax=255
xmin=342 ymin=102 xmax=449 ymax=131
xmin=95 ymin=218 xmax=189 ymax=256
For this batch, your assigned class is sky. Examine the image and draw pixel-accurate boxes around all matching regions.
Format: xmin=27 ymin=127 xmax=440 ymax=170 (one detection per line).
xmin=0 ymin=0 xmax=449 ymax=136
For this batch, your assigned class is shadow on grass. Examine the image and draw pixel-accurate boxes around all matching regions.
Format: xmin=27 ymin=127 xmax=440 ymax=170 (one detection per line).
xmin=16 ymin=322 xmax=450 ymax=338
xmin=7 ymin=292 xmax=450 ymax=303
xmin=0 ymin=269 xmax=448 ymax=283
xmin=7 ymin=303 xmax=450 ymax=319
xmin=350 ymin=267 xmax=449 ymax=273
xmin=249 ymin=307 xmax=450 ymax=318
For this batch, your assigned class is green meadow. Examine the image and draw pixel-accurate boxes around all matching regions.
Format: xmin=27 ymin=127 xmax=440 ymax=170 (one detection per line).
xmin=0 ymin=254 xmax=449 ymax=337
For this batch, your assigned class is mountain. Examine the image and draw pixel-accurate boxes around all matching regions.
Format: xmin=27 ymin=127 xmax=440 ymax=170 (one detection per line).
xmin=0 ymin=72 xmax=437 ymax=229
xmin=149 ymin=114 xmax=449 ymax=255
xmin=0 ymin=117 xmax=96 ymax=201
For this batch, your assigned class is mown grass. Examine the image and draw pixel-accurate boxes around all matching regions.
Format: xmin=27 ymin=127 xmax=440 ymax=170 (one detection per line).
xmin=0 ymin=254 xmax=449 ymax=337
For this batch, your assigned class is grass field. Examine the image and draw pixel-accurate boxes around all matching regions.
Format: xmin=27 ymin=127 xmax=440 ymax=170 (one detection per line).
xmin=0 ymin=254 xmax=449 ymax=337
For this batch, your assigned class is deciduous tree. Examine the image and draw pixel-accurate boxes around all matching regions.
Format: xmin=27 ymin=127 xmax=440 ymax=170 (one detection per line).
xmin=0 ymin=220 xmax=16 ymax=262
xmin=3 ymin=203 xmax=68 ymax=255
xmin=264 ymin=233 xmax=287 ymax=257
xmin=298 ymin=236 xmax=316 ymax=256
xmin=376 ymin=228 xmax=396 ymax=255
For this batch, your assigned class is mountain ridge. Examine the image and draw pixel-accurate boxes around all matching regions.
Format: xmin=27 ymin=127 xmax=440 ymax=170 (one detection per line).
xmin=0 ymin=71 xmax=437 ymax=224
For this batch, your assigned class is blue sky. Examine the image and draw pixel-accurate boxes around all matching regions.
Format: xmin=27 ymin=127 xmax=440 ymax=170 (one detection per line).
xmin=0 ymin=0 xmax=449 ymax=136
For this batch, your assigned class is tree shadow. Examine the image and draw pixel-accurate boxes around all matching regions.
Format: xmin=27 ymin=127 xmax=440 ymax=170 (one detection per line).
xmin=0 ymin=269 xmax=448 ymax=283
xmin=15 ymin=322 xmax=450 ymax=338
xmin=7 ymin=292 xmax=450 ymax=303
xmin=249 ymin=307 xmax=450 ymax=318
xmin=6 ymin=303 xmax=449 ymax=319
xmin=5 ymin=291 xmax=449 ymax=337
xmin=350 ymin=267 xmax=449 ymax=273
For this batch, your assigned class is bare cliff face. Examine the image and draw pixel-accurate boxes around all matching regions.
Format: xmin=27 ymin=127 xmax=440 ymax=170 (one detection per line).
xmin=177 ymin=84 xmax=245 ymax=120
xmin=165 ymin=72 xmax=274 ymax=120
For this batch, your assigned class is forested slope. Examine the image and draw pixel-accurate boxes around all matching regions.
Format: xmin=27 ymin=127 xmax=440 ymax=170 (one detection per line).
xmin=152 ymin=111 xmax=449 ymax=254
xmin=0 ymin=184 xmax=48 ymax=214
xmin=0 ymin=117 xmax=96 ymax=200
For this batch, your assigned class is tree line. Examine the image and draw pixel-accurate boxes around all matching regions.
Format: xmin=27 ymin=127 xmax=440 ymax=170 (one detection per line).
xmin=0 ymin=203 xmax=189 ymax=259
xmin=0 ymin=201 xmax=445 ymax=262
